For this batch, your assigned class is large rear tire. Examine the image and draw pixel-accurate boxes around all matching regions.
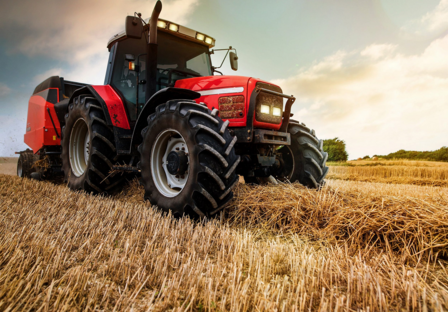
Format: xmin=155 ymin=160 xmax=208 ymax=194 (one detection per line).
xmin=277 ymin=120 xmax=328 ymax=188
xmin=138 ymin=100 xmax=239 ymax=218
xmin=61 ymin=95 xmax=122 ymax=193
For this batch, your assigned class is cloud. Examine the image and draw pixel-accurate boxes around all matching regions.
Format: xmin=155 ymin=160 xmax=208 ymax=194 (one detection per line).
xmin=403 ymin=0 xmax=448 ymax=35
xmin=0 ymin=83 xmax=11 ymax=97
xmin=272 ymin=36 xmax=448 ymax=159
xmin=33 ymin=68 xmax=64 ymax=84
xmin=0 ymin=0 xmax=199 ymax=84
xmin=0 ymin=0 xmax=198 ymax=61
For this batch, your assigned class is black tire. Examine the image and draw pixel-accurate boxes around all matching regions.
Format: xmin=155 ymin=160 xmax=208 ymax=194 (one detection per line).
xmin=276 ymin=120 xmax=328 ymax=188
xmin=138 ymin=100 xmax=239 ymax=218
xmin=61 ymin=95 xmax=122 ymax=193
xmin=17 ymin=151 xmax=36 ymax=178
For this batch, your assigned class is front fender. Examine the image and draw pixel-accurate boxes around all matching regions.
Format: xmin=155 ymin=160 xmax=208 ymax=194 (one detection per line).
xmin=131 ymin=87 xmax=200 ymax=151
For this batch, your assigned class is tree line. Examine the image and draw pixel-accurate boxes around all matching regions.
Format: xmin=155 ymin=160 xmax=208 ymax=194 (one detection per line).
xmin=322 ymin=138 xmax=448 ymax=162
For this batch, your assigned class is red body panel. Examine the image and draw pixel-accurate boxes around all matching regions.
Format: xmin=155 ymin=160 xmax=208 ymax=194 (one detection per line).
xmin=175 ymin=76 xmax=249 ymax=127
xmin=92 ymin=85 xmax=131 ymax=130
xmin=175 ymin=76 xmax=283 ymax=130
xmin=24 ymin=88 xmax=61 ymax=153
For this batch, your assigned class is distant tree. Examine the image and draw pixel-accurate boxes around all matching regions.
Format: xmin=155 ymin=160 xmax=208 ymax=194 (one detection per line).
xmin=362 ymin=155 xmax=370 ymax=160
xmin=323 ymin=138 xmax=348 ymax=161
xmin=379 ymin=146 xmax=448 ymax=162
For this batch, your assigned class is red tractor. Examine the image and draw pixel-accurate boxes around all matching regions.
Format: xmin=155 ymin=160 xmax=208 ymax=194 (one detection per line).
xmin=18 ymin=1 xmax=328 ymax=217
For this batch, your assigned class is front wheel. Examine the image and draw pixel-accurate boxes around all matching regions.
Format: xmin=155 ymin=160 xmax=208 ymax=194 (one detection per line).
xmin=138 ymin=100 xmax=240 ymax=218
xmin=276 ymin=120 xmax=328 ymax=188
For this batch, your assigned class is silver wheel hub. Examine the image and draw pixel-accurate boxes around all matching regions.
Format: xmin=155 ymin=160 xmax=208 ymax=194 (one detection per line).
xmin=69 ymin=118 xmax=90 ymax=177
xmin=17 ymin=158 xmax=23 ymax=177
xmin=151 ymin=129 xmax=189 ymax=198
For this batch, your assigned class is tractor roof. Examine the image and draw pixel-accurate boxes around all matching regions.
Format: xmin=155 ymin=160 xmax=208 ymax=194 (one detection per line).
xmin=107 ymin=18 xmax=216 ymax=50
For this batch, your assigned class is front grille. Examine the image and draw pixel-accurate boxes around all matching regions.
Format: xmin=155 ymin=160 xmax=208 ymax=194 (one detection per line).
xmin=218 ymin=95 xmax=245 ymax=119
xmin=255 ymin=82 xmax=283 ymax=124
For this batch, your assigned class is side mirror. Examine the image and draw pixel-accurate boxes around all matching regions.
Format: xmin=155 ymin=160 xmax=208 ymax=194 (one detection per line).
xmin=125 ymin=16 xmax=143 ymax=39
xmin=229 ymin=51 xmax=238 ymax=71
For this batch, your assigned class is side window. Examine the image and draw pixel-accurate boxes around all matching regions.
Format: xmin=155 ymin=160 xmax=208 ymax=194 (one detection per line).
xmin=137 ymin=58 xmax=147 ymax=106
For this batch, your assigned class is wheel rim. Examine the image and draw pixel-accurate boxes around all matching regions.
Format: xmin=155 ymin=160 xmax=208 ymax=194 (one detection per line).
xmin=279 ymin=145 xmax=295 ymax=180
xmin=151 ymin=129 xmax=189 ymax=198
xmin=69 ymin=118 xmax=90 ymax=177
xmin=17 ymin=157 xmax=23 ymax=177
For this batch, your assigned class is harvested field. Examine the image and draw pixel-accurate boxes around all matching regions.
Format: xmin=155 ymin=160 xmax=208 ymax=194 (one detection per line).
xmin=328 ymin=160 xmax=448 ymax=186
xmin=1 ymin=174 xmax=448 ymax=311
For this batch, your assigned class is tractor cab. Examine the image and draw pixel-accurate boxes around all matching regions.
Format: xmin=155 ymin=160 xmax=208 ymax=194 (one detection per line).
xmin=106 ymin=19 xmax=215 ymax=120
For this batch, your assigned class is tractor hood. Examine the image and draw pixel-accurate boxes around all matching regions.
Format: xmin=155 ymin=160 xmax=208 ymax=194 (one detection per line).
xmin=175 ymin=75 xmax=283 ymax=129
xmin=174 ymin=75 xmax=281 ymax=97
xmin=174 ymin=75 xmax=252 ymax=93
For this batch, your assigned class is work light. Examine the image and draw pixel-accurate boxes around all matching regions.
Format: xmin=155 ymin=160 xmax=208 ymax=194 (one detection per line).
xmin=157 ymin=20 xmax=167 ymax=28
xmin=205 ymin=37 xmax=213 ymax=45
xmin=272 ymin=107 xmax=282 ymax=117
xmin=260 ymin=105 xmax=270 ymax=114
xmin=196 ymin=33 xmax=205 ymax=41
xmin=168 ymin=23 xmax=179 ymax=32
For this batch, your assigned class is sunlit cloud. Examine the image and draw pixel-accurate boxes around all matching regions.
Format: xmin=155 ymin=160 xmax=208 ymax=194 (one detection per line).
xmin=0 ymin=0 xmax=199 ymax=84
xmin=33 ymin=68 xmax=63 ymax=84
xmin=272 ymin=35 xmax=448 ymax=159
xmin=402 ymin=0 xmax=448 ymax=35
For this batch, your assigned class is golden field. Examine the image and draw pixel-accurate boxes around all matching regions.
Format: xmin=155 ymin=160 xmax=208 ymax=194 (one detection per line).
xmin=0 ymin=165 xmax=448 ymax=312
xmin=328 ymin=159 xmax=448 ymax=186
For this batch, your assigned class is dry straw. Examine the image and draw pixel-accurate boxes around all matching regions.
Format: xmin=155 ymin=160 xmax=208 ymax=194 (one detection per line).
xmin=1 ymin=174 xmax=448 ymax=311
xmin=328 ymin=160 xmax=448 ymax=187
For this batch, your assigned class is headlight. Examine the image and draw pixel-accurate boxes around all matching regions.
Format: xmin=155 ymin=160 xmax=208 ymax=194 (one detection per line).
xmin=168 ymin=23 xmax=179 ymax=32
xmin=260 ymin=105 xmax=270 ymax=114
xmin=272 ymin=107 xmax=282 ymax=117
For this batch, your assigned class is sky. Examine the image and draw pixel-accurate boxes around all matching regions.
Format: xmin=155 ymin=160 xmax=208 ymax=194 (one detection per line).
xmin=0 ymin=0 xmax=447 ymax=159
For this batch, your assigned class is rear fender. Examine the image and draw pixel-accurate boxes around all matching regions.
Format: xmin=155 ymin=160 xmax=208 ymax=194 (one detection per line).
xmin=131 ymin=87 xmax=200 ymax=151
xmin=68 ymin=86 xmax=114 ymax=127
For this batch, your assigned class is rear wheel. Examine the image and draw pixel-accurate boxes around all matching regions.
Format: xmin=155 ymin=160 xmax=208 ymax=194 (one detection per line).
xmin=17 ymin=150 xmax=36 ymax=178
xmin=138 ymin=100 xmax=239 ymax=218
xmin=276 ymin=120 xmax=328 ymax=188
xmin=61 ymin=95 xmax=122 ymax=193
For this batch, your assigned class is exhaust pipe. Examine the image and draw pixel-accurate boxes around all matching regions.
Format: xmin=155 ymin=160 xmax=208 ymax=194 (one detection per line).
xmin=146 ymin=0 xmax=162 ymax=101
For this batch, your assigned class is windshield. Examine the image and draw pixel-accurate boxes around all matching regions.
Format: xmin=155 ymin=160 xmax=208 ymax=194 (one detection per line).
xmin=110 ymin=31 xmax=212 ymax=120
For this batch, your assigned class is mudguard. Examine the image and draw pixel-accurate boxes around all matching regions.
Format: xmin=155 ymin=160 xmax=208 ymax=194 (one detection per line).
xmin=130 ymin=87 xmax=200 ymax=151
xmin=68 ymin=86 xmax=115 ymax=128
